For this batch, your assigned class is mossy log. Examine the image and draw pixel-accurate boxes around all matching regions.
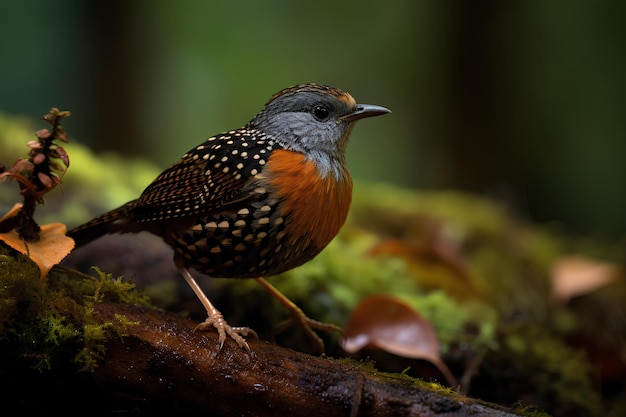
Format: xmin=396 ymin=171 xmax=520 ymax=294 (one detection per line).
xmin=90 ymin=302 xmax=524 ymax=417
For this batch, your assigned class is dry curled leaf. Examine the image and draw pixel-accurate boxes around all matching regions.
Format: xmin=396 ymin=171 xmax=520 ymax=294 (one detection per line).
xmin=341 ymin=294 xmax=457 ymax=387
xmin=0 ymin=203 xmax=74 ymax=279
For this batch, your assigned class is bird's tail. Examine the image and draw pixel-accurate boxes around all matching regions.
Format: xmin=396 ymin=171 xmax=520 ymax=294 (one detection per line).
xmin=67 ymin=200 xmax=137 ymax=247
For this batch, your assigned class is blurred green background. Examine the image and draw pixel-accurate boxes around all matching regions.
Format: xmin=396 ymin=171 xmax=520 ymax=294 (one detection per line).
xmin=1 ymin=0 xmax=625 ymax=239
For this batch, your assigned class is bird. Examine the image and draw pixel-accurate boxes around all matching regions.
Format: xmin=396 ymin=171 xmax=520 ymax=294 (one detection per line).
xmin=67 ymin=83 xmax=391 ymax=353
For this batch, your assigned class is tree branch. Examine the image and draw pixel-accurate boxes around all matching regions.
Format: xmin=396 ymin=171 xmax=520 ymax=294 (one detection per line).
xmin=92 ymin=302 xmax=524 ymax=417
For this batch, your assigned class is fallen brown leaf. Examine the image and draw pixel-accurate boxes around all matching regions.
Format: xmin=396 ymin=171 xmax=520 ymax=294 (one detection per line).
xmin=341 ymin=294 xmax=458 ymax=387
xmin=550 ymin=254 xmax=622 ymax=305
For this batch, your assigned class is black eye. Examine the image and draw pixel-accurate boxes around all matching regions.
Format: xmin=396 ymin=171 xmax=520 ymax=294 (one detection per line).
xmin=312 ymin=105 xmax=330 ymax=121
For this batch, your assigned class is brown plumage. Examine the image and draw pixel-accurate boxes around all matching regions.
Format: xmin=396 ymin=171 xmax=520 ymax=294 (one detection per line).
xmin=68 ymin=83 xmax=390 ymax=352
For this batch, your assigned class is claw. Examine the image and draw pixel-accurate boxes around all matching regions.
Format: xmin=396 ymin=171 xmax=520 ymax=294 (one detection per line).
xmin=195 ymin=312 xmax=258 ymax=352
xmin=272 ymin=314 xmax=343 ymax=354
xmin=255 ymin=277 xmax=343 ymax=354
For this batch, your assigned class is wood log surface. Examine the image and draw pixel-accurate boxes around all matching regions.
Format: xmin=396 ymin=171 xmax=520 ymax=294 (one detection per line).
xmin=90 ymin=302 xmax=524 ymax=417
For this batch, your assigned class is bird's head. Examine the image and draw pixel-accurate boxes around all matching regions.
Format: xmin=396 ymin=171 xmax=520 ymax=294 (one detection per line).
xmin=248 ymin=83 xmax=390 ymax=178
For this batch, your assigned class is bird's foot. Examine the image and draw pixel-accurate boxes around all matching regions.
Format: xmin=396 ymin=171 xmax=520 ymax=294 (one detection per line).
xmin=272 ymin=307 xmax=344 ymax=355
xmin=254 ymin=277 xmax=343 ymax=354
xmin=178 ymin=265 xmax=258 ymax=352
xmin=195 ymin=312 xmax=258 ymax=353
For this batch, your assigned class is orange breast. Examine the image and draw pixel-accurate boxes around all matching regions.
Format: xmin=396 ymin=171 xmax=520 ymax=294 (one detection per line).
xmin=264 ymin=149 xmax=353 ymax=251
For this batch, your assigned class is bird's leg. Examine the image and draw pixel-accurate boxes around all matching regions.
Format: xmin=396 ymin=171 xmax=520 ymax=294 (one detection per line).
xmin=178 ymin=266 xmax=257 ymax=352
xmin=254 ymin=277 xmax=343 ymax=354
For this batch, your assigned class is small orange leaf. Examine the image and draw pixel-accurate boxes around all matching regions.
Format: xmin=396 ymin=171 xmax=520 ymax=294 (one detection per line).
xmin=341 ymin=294 xmax=457 ymax=386
xmin=0 ymin=203 xmax=74 ymax=279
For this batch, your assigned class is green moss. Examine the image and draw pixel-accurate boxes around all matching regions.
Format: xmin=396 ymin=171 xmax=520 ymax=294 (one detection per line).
xmin=0 ymin=250 xmax=45 ymax=336
xmin=88 ymin=266 xmax=152 ymax=306
xmin=0 ymin=245 xmax=152 ymax=373
xmin=501 ymin=325 xmax=602 ymax=416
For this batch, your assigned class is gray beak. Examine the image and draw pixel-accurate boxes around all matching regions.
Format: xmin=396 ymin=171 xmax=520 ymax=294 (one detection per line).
xmin=343 ymin=104 xmax=391 ymax=123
